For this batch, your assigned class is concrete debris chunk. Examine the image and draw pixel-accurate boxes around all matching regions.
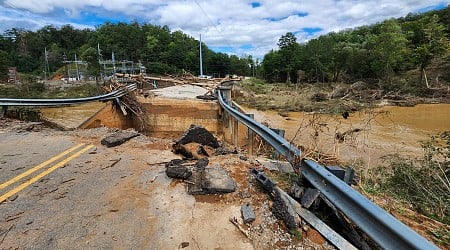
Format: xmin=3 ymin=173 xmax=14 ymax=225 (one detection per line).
xmin=202 ymin=165 xmax=236 ymax=194
xmin=165 ymin=159 xmax=192 ymax=180
xmin=188 ymin=163 xmax=236 ymax=195
xmin=241 ymin=204 xmax=256 ymax=223
xmin=301 ymin=188 xmax=321 ymax=209
xmin=174 ymin=125 xmax=220 ymax=148
xmin=165 ymin=165 xmax=192 ymax=180
xmin=272 ymin=187 xmax=301 ymax=230
xmin=101 ymin=130 xmax=140 ymax=147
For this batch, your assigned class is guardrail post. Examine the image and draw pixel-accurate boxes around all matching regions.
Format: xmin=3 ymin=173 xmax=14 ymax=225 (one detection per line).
xmin=246 ymin=114 xmax=254 ymax=155
xmin=233 ymin=116 xmax=238 ymax=146
xmin=271 ymin=128 xmax=285 ymax=160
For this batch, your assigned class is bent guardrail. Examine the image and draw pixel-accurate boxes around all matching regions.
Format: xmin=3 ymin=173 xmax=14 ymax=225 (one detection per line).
xmin=216 ymin=88 xmax=438 ymax=250
xmin=0 ymin=84 xmax=136 ymax=106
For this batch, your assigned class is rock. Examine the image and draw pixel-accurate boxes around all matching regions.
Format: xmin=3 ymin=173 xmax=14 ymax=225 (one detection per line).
xmin=331 ymin=86 xmax=350 ymax=99
xmin=241 ymin=204 xmax=256 ymax=223
xmin=101 ymin=130 xmax=140 ymax=147
xmin=174 ymin=125 xmax=220 ymax=148
xmin=179 ymin=242 xmax=190 ymax=248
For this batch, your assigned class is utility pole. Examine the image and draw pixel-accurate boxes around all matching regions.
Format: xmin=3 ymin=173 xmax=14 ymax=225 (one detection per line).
xmin=44 ymin=47 xmax=49 ymax=81
xmin=112 ymin=52 xmax=117 ymax=80
xmin=75 ymin=54 xmax=80 ymax=81
xmin=199 ymin=34 xmax=203 ymax=78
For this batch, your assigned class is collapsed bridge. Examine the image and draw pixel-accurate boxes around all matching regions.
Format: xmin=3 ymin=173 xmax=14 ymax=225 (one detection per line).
xmin=0 ymin=78 xmax=439 ymax=249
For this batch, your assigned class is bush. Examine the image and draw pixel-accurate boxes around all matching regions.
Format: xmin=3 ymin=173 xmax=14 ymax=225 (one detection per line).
xmin=367 ymin=132 xmax=450 ymax=224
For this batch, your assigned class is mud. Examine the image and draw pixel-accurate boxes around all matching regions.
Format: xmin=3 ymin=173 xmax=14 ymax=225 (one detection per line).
xmin=244 ymin=103 xmax=450 ymax=168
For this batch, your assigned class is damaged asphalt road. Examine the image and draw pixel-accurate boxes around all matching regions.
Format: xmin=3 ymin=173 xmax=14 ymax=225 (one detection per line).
xmin=0 ymin=121 xmax=329 ymax=249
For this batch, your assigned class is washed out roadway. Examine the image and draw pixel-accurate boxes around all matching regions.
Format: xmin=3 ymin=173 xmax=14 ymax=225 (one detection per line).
xmin=0 ymin=127 xmax=252 ymax=249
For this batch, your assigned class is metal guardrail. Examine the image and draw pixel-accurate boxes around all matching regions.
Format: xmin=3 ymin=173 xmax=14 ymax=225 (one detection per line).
xmin=216 ymin=88 xmax=438 ymax=250
xmin=0 ymin=84 xmax=136 ymax=106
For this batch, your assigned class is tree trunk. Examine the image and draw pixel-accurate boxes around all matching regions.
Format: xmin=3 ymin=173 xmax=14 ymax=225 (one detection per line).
xmin=423 ymin=68 xmax=429 ymax=88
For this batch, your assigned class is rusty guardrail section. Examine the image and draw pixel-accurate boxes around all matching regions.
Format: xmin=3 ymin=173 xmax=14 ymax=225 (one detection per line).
xmin=0 ymin=84 xmax=136 ymax=106
xmin=216 ymin=87 xmax=438 ymax=250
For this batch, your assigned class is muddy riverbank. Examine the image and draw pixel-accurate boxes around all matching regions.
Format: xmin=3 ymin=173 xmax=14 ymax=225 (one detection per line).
xmin=243 ymin=103 xmax=450 ymax=169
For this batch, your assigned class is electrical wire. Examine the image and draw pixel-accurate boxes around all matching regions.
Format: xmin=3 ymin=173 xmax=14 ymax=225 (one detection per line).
xmin=191 ymin=0 xmax=236 ymax=53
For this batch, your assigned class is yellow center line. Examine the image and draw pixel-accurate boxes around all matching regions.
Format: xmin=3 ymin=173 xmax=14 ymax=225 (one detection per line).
xmin=0 ymin=143 xmax=85 ymax=190
xmin=0 ymin=144 xmax=94 ymax=203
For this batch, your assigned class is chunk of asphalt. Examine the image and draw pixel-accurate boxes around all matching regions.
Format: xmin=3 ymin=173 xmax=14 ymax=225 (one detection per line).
xmin=174 ymin=125 xmax=220 ymax=148
xmin=101 ymin=131 xmax=140 ymax=147
xmin=241 ymin=204 xmax=256 ymax=223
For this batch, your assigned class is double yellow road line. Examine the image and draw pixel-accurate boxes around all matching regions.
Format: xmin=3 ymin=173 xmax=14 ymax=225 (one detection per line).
xmin=0 ymin=143 xmax=94 ymax=203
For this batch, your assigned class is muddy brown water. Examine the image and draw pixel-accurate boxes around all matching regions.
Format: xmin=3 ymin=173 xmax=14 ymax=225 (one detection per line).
xmin=40 ymin=102 xmax=449 ymax=169
xmin=244 ymin=104 xmax=450 ymax=169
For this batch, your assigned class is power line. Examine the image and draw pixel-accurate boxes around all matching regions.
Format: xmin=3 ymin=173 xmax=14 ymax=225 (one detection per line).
xmin=191 ymin=0 xmax=235 ymax=52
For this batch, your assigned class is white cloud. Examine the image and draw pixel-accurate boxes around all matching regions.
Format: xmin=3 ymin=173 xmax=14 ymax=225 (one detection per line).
xmin=1 ymin=0 xmax=449 ymax=58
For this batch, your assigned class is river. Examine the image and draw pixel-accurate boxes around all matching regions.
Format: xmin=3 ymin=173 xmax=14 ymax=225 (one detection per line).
xmin=244 ymin=104 xmax=450 ymax=169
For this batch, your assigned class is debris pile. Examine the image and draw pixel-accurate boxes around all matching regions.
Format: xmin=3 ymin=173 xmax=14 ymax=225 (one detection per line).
xmin=167 ymin=125 xmax=237 ymax=195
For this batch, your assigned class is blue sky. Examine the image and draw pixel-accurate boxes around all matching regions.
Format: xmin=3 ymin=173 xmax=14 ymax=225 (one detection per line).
xmin=0 ymin=0 xmax=449 ymax=58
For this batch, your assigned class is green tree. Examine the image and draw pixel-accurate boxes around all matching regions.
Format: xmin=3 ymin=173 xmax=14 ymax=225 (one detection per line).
xmin=278 ymin=32 xmax=299 ymax=83
xmin=81 ymin=46 xmax=100 ymax=82
xmin=371 ymin=19 xmax=408 ymax=83
xmin=412 ymin=14 xmax=450 ymax=87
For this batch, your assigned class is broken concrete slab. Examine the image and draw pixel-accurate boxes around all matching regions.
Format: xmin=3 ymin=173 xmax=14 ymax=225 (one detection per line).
xmin=202 ymin=165 xmax=237 ymax=194
xmin=101 ymin=130 xmax=140 ymax=147
xmin=257 ymin=159 xmax=295 ymax=173
xmin=174 ymin=125 xmax=220 ymax=148
xmin=188 ymin=163 xmax=236 ymax=195
xmin=272 ymin=187 xmax=301 ymax=230
xmin=241 ymin=204 xmax=256 ymax=223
